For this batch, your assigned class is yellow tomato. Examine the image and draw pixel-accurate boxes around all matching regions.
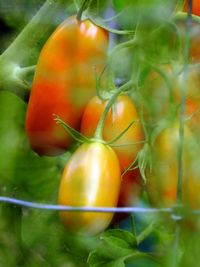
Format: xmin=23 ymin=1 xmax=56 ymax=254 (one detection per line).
xmin=58 ymin=142 xmax=121 ymax=236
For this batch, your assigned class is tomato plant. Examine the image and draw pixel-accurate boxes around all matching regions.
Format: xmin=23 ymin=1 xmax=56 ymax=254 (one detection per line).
xmin=141 ymin=65 xmax=200 ymax=127
xmin=25 ymin=16 xmax=108 ymax=156
xmin=80 ymin=94 xmax=144 ymax=171
xmin=58 ymin=142 xmax=121 ymax=236
xmin=175 ymin=19 xmax=200 ymax=63
xmin=112 ymin=169 xmax=142 ymax=223
xmin=146 ymin=121 xmax=200 ymax=208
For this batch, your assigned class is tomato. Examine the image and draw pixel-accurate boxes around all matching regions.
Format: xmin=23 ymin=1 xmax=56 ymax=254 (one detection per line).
xmin=184 ymin=0 xmax=200 ymax=16
xmin=146 ymin=121 xmax=200 ymax=209
xmin=25 ymin=16 xmax=108 ymax=156
xmin=141 ymin=65 xmax=200 ymax=127
xmin=80 ymin=94 xmax=144 ymax=171
xmin=58 ymin=142 xmax=121 ymax=236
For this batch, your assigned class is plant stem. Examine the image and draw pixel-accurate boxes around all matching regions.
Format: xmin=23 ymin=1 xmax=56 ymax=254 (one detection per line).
xmin=2 ymin=0 xmax=73 ymax=65
xmin=173 ymin=11 xmax=200 ymax=24
xmin=94 ymin=80 xmax=134 ymax=140
xmin=0 ymin=0 xmax=75 ymax=101
xmin=176 ymin=0 xmax=192 ymax=204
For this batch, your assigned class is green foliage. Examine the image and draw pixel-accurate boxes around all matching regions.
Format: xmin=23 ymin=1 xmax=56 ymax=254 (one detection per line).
xmin=0 ymin=0 xmax=200 ymax=266
xmin=88 ymin=229 xmax=139 ymax=266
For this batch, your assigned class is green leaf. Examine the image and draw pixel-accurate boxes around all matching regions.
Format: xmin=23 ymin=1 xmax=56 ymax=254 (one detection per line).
xmin=88 ymin=229 xmax=139 ymax=267
xmin=101 ymin=229 xmax=137 ymax=248
xmin=54 ymin=115 xmax=91 ymax=143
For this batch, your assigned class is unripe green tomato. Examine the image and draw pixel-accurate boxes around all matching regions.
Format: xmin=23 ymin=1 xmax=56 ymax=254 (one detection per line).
xmin=58 ymin=142 xmax=121 ymax=236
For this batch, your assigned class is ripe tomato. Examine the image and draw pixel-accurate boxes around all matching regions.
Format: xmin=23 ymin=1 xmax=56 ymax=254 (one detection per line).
xmin=184 ymin=0 xmax=200 ymax=16
xmin=146 ymin=121 xmax=200 ymax=209
xmin=25 ymin=16 xmax=108 ymax=156
xmin=80 ymin=94 xmax=144 ymax=171
xmin=58 ymin=142 xmax=121 ymax=236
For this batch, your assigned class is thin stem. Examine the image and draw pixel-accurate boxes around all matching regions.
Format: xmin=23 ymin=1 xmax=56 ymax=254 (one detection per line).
xmin=94 ymin=80 xmax=134 ymax=139
xmin=173 ymin=11 xmax=200 ymax=24
xmin=171 ymin=223 xmax=181 ymax=267
xmin=2 ymin=0 xmax=73 ymax=65
xmin=137 ymin=220 xmax=157 ymax=245
xmin=176 ymin=0 xmax=192 ymax=204
xmin=76 ymin=0 xmax=90 ymax=20
xmin=130 ymin=214 xmax=137 ymax=238
xmin=17 ymin=65 xmax=36 ymax=79
xmin=109 ymin=39 xmax=137 ymax=65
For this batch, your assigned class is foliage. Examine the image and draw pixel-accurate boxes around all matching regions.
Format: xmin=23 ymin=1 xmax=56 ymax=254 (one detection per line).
xmin=0 ymin=0 xmax=200 ymax=266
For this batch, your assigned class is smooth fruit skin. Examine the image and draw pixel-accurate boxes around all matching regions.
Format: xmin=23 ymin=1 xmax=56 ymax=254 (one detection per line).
xmin=25 ymin=16 xmax=108 ymax=156
xmin=80 ymin=94 xmax=144 ymax=171
xmin=58 ymin=142 xmax=121 ymax=236
xmin=146 ymin=122 xmax=200 ymax=208
xmin=184 ymin=0 xmax=200 ymax=16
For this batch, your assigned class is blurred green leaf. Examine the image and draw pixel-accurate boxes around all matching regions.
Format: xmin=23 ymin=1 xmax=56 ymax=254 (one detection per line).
xmin=88 ymin=229 xmax=141 ymax=266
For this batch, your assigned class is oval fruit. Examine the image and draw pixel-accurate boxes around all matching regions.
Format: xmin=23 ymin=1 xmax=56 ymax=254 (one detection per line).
xmin=58 ymin=142 xmax=121 ymax=236
xmin=26 ymin=16 xmax=108 ymax=156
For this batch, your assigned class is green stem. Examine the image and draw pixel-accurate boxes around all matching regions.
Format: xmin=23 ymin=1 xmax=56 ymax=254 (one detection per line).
xmin=109 ymin=39 xmax=137 ymax=65
xmin=2 ymin=0 xmax=73 ymax=65
xmin=144 ymin=61 xmax=174 ymax=115
xmin=137 ymin=220 xmax=157 ymax=245
xmin=171 ymin=223 xmax=181 ymax=267
xmin=94 ymin=80 xmax=134 ymax=140
xmin=17 ymin=65 xmax=36 ymax=79
xmin=0 ymin=0 xmax=75 ymax=101
xmin=174 ymin=0 xmax=186 ymax=13
xmin=173 ymin=11 xmax=200 ymax=24
xmin=130 ymin=214 xmax=137 ymax=238
xmin=176 ymin=1 xmax=191 ymax=204
xmin=76 ymin=0 xmax=90 ymax=20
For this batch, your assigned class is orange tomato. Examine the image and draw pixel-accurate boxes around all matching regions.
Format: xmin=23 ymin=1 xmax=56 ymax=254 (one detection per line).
xmin=26 ymin=16 xmax=108 ymax=156
xmin=80 ymin=94 xmax=144 ymax=171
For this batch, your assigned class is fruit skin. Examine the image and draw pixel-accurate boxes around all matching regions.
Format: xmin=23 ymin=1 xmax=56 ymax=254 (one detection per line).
xmin=146 ymin=122 xmax=200 ymax=209
xmin=184 ymin=0 xmax=200 ymax=17
xmin=80 ymin=94 xmax=144 ymax=171
xmin=25 ymin=16 xmax=108 ymax=156
xmin=58 ymin=142 xmax=121 ymax=236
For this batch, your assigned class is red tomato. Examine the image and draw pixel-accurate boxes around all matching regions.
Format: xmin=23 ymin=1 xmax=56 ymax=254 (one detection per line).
xmin=25 ymin=16 xmax=108 ymax=156
xmin=80 ymin=94 xmax=144 ymax=171
xmin=58 ymin=142 xmax=121 ymax=236
xmin=146 ymin=122 xmax=200 ymax=209
xmin=184 ymin=0 xmax=200 ymax=16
